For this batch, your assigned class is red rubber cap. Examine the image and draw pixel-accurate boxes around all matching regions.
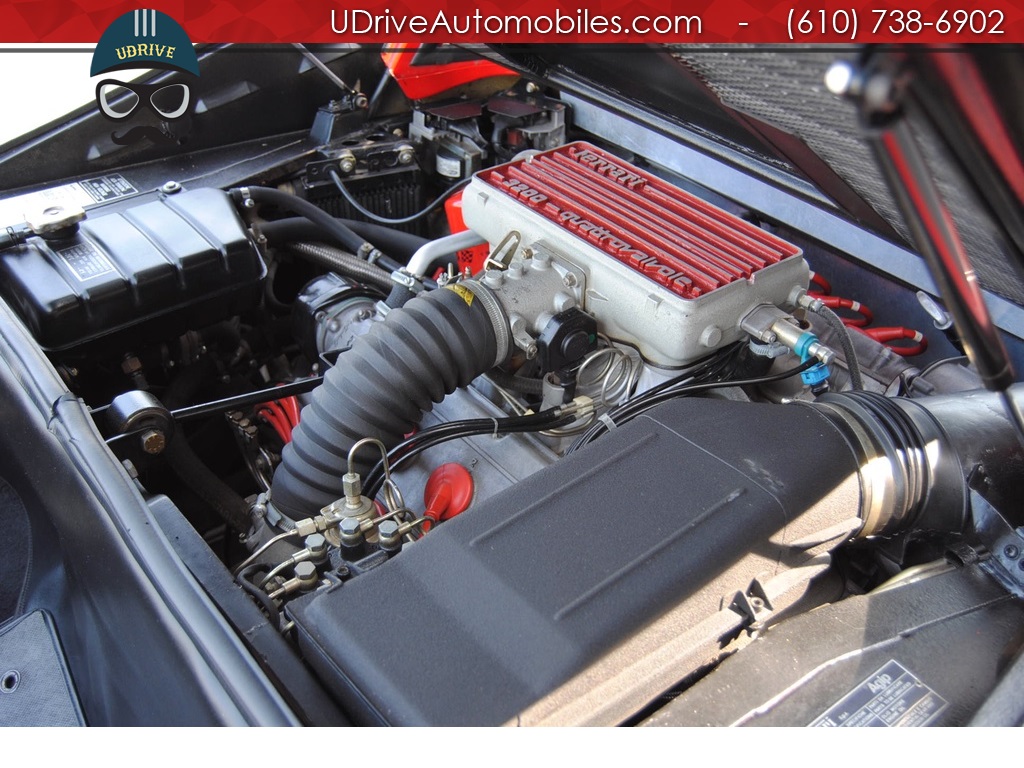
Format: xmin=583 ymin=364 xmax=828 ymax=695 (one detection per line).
xmin=423 ymin=463 xmax=474 ymax=528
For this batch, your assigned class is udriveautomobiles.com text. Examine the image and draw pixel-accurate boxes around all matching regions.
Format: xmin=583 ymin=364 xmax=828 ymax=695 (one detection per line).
xmin=330 ymin=8 xmax=703 ymax=36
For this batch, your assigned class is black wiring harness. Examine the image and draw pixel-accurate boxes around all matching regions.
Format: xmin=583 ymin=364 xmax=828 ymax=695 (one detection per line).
xmin=362 ymin=406 xmax=578 ymax=499
xmin=567 ymin=353 xmax=818 ymax=454
xmin=358 ymin=342 xmax=817 ymax=501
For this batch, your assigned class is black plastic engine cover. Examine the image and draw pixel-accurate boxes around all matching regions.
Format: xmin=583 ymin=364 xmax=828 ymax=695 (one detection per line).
xmin=289 ymin=397 xmax=860 ymax=726
xmin=0 ymin=188 xmax=264 ymax=353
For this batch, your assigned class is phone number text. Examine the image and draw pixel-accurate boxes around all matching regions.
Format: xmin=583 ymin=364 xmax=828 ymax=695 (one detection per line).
xmin=786 ymin=8 xmax=1005 ymax=40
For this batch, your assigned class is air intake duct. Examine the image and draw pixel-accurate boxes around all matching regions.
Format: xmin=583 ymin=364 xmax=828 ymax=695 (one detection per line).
xmin=814 ymin=386 xmax=1024 ymax=537
xmin=270 ymin=282 xmax=509 ymax=520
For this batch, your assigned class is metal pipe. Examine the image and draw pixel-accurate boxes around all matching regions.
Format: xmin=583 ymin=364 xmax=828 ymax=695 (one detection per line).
xmin=405 ymin=230 xmax=486 ymax=279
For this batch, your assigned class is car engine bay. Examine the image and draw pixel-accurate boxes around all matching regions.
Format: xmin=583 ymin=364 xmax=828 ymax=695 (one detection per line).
xmin=1 ymin=44 xmax=1023 ymax=727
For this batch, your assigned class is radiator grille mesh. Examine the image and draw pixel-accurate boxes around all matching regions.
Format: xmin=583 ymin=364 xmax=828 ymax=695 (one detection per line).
xmin=669 ymin=46 xmax=1024 ymax=306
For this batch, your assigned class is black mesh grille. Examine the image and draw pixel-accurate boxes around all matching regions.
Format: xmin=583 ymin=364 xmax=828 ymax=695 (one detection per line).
xmin=669 ymin=46 xmax=1024 ymax=306
xmin=308 ymin=168 xmax=427 ymax=236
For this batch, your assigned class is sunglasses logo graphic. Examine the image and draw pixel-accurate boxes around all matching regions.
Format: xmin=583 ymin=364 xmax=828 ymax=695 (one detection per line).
xmin=96 ymin=80 xmax=192 ymax=121
xmin=90 ymin=10 xmax=200 ymax=146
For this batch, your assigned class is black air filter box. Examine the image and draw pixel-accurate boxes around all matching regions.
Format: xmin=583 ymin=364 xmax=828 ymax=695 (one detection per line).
xmin=0 ymin=188 xmax=264 ymax=353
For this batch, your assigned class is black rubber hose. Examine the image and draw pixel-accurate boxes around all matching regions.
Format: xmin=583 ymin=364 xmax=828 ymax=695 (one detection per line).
xmin=164 ymin=439 xmax=252 ymax=532
xmin=488 ymin=369 xmax=545 ymax=396
xmin=270 ymin=284 xmax=503 ymax=519
xmin=258 ymin=217 xmax=429 ymax=262
xmin=236 ymin=564 xmax=281 ymax=628
xmin=230 ymin=187 xmax=376 ymax=260
xmin=287 ymin=243 xmax=394 ymax=292
xmin=810 ymin=303 xmax=865 ymax=391
xmin=163 ymin=362 xmax=253 ymax=533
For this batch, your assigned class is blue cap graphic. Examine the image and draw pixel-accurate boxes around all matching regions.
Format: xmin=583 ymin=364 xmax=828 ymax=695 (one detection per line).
xmin=90 ymin=10 xmax=199 ymax=77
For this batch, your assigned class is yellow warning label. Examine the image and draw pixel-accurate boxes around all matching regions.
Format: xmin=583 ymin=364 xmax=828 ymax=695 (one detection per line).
xmin=445 ymin=284 xmax=475 ymax=306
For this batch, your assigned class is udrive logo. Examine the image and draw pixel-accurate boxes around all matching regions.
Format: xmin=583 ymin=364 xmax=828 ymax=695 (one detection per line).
xmin=90 ymin=10 xmax=200 ymax=146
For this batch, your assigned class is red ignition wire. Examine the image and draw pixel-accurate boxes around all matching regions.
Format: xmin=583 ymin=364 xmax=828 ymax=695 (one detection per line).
xmin=279 ymin=395 xmax=301 ymax=427
xmin=817 ymin=295 xmax=874 ymax=327
xmin=809 ymin=271 xmax=832 ymax=295
xmin=862 ymin=326 xmax=929 ymax=357
xmin=257 ymin=401 xmax=293 ymax=442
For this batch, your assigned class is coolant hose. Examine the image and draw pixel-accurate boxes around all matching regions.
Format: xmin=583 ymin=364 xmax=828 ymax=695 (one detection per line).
xmin=287 ymin=243 xmax=394 ymax=292
xmin=258 ymin=217 xmax=428 ymax=265
xmin=270 ymin=281 xmax=510 ymax=519
xmin=231 ymin=187 xmax=382 ymax=263
xmin=162 ymin=361 xmax=252 ymax=533
xmin=164 ymin=439 xmax=252 ymax=532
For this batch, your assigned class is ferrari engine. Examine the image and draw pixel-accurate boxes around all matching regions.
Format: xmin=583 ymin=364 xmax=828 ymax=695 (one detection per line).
xmin=4 ymin=48 xmax=1023 ymax=728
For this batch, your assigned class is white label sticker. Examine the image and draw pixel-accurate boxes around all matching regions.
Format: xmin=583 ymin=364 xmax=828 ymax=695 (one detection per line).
xmin=0 ymin=174 xmax=138 ymax=229
xmin=57 ymin=242 xmax=116 ymax=282
xmin=810 ymin=659 xmax=948 ymax=727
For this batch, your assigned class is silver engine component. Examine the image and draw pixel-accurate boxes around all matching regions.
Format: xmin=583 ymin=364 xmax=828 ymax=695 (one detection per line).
xmin=462 ymin=142 xmax=810 ymax=366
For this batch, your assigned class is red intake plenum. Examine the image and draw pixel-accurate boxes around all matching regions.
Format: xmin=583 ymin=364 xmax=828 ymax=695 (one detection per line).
xmin=475 ymin=142 xmax=801 ymax=300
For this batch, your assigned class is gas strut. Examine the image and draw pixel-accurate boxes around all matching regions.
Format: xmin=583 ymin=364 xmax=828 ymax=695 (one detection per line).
xmin=826 ymin=49 xmax=1024 ymax=447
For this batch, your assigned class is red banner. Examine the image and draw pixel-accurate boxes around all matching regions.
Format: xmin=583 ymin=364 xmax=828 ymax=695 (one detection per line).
xmin=0 ymin=0 xmax=1022 ymax=43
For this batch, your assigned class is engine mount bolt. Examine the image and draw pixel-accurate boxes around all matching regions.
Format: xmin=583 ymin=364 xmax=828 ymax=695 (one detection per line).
xmin=1004 ymin=544 xmax=1020 ymax=560
xmin=140 ymin=429 xmax=166 ymax=455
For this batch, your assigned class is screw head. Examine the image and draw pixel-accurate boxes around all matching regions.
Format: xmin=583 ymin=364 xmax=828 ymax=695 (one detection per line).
xmin=1005 ymin=544 xmax=1020 ymax=560
xmin=140 ymin=429 xmax=166 ymax=455
xmin=161 ymin=180 xmax=182 ymax=194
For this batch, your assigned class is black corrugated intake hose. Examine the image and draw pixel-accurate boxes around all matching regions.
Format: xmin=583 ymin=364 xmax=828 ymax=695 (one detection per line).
xmin=270 ymin=282 xmax=508 ymax=519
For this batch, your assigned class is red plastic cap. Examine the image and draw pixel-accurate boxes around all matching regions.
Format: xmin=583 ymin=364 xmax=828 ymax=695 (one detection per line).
xmin=423 ymin=463 xmax=474 ymax=528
